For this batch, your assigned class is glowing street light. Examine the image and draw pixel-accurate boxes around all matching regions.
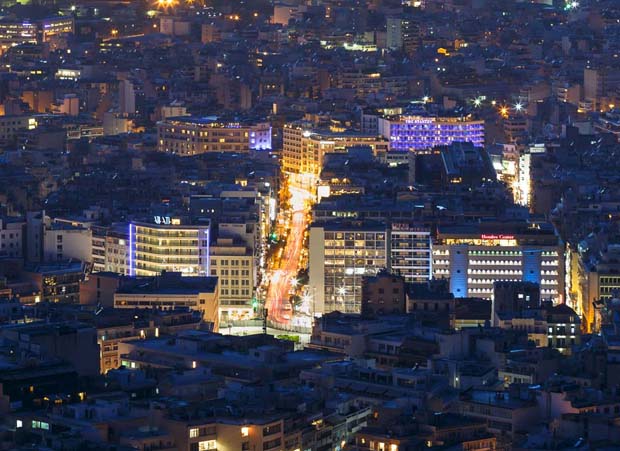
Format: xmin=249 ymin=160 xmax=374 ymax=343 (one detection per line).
xmin=473 ymin=97 xmax=482 ymax=107
xmin=290 ymin=277 xmax=298 ymax=287
xmin=156 ymin=0 xmax=177 ymax=9
xmin=565 ymin=1 xmax=579 ymax=10
xmin=337 ymin=286 xmax=347 ymax=296
xmin=514 ymin=102 xmax=524 ymax=112
xmin=499 ymin=106 xmax=509 ymax=118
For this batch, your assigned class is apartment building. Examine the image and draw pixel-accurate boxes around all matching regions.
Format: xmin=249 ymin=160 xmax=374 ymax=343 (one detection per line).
xmin=157 ymin=117 xmax=271 ymax=155
xmin=113 ymin=272 xmax=219 ymax=330
xmin=309 ymin=220 xmax=388 ymax=315
xmin=282 ymin=122 xmax=389 ymax=180
xmin=105 ymin=227 xmax=130 ymax=275
xmin=209 ymin=237 xmax=255 ymax=322
xmin=309 ymin=220 xmax=433 ymax=315
xmin=0 ymin=217 xmax=24 ymax=259
xmin=389 ymin=223 xmax=432 ymax=283
xmin=0 ymin=115 xmax=37 ymax=141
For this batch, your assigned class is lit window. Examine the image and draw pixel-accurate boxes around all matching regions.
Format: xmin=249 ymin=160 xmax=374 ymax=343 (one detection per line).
xmin=31 ymin=421 xmax=50 ymax=430
xmin=190 ymin=428 xmax=199 ymax=438
xmin=241 ymin=427 xmax=249 ymax=437
xmin=198 ymin=440 xmax=217 ymax=450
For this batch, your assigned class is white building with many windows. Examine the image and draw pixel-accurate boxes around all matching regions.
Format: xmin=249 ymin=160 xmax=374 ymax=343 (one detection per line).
xmin=432 ymin=222 xmax=564 ymax=301
xmin=389 ymin=223 xmax=432 ymax=283
xmin=128 ymin=218 xmax=210 ymax=277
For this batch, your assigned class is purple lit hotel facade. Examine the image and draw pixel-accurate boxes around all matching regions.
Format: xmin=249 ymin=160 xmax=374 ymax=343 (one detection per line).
xmin=377 ymin=115 xmax=485 ymax=152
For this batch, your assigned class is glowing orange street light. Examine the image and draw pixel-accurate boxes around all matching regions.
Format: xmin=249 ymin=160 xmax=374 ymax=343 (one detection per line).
xmin=156 ymin=0 xmax=177 ymax=9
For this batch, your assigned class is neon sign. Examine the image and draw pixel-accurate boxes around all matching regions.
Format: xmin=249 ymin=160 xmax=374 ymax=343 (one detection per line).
xmin=481 ymin=234 xmax=515 ymax=240
xmin=154 ymin=216 xmax=171 ymax=225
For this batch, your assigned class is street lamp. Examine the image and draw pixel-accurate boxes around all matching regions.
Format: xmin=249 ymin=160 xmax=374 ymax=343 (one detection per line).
xmin=156 ymin=0 xmax=177 ymax=9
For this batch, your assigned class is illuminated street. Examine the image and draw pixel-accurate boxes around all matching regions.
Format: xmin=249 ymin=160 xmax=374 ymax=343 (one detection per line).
xmin=265 ymin=186 xmax=312 ymax=325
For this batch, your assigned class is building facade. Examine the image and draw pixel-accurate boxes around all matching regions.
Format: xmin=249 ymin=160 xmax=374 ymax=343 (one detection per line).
xmin=157 ymin=117 xmax=271 ymax=155
xmin=282 ymin=122 xmax=389 ymax=179
xmin=377 ymin=114 xmax=484 ymax=152
xmin=105 ymin=227 xmax=130 ymax=275
xmin=433 ymin=222 xmax=564 ymax=301
xmin=388 ymin=223 xmax=432 ymax=283
xmin=128 ymin=219 xmax=210 ymax=277
xmin=0 ymin=20 xmax=37 ymax=52
xmin=309 ymin=221 xmax=388 ymax=315
xmin=209 ymin=237 xmax=255 ymax=322
xmin=310 ymin=220 xmax=433 ymax=315
xmin=0 ymin=217 xmax=24 ymax=259
xmin=113 ymin=274 xmax=219 ymax=331
xmin=0 ymin=115 xmax=37 ymax=142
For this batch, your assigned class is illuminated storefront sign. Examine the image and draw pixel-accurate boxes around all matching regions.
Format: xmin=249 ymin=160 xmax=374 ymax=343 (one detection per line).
xmin=153 ymin=216 xmax=181 ymax=225
xmin=481 ymin=234 xmax=515 ymax=240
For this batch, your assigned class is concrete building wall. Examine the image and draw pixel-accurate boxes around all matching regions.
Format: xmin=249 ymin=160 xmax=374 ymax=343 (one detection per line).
xmin=43 ymin=227 xmax=92 ymax=263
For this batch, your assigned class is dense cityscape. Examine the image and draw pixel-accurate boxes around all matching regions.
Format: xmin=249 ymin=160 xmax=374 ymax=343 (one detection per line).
xmin=0 ymin=0 xmax=619 ymax=449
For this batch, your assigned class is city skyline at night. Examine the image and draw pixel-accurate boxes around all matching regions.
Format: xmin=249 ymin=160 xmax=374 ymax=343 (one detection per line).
xmin=0 ymin=0 xmax=619 ymax=450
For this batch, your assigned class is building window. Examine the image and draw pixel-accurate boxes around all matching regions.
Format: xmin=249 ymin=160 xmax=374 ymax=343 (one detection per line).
xmin=190 ymin=428 xmax=199 ymax=438
xmin=263 ymin=424 xmax=281 ymax=436
xmin=198 ymin=440 xmax=217 ymax=451
xmin=32 ymin=421 xmax=50 ymax=430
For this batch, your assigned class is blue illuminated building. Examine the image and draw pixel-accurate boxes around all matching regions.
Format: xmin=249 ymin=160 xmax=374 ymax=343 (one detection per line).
xmin=432 ymin=222 xmax=564 ymax=302
xmin=378 ymin=115 xmax=485 ymax=152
